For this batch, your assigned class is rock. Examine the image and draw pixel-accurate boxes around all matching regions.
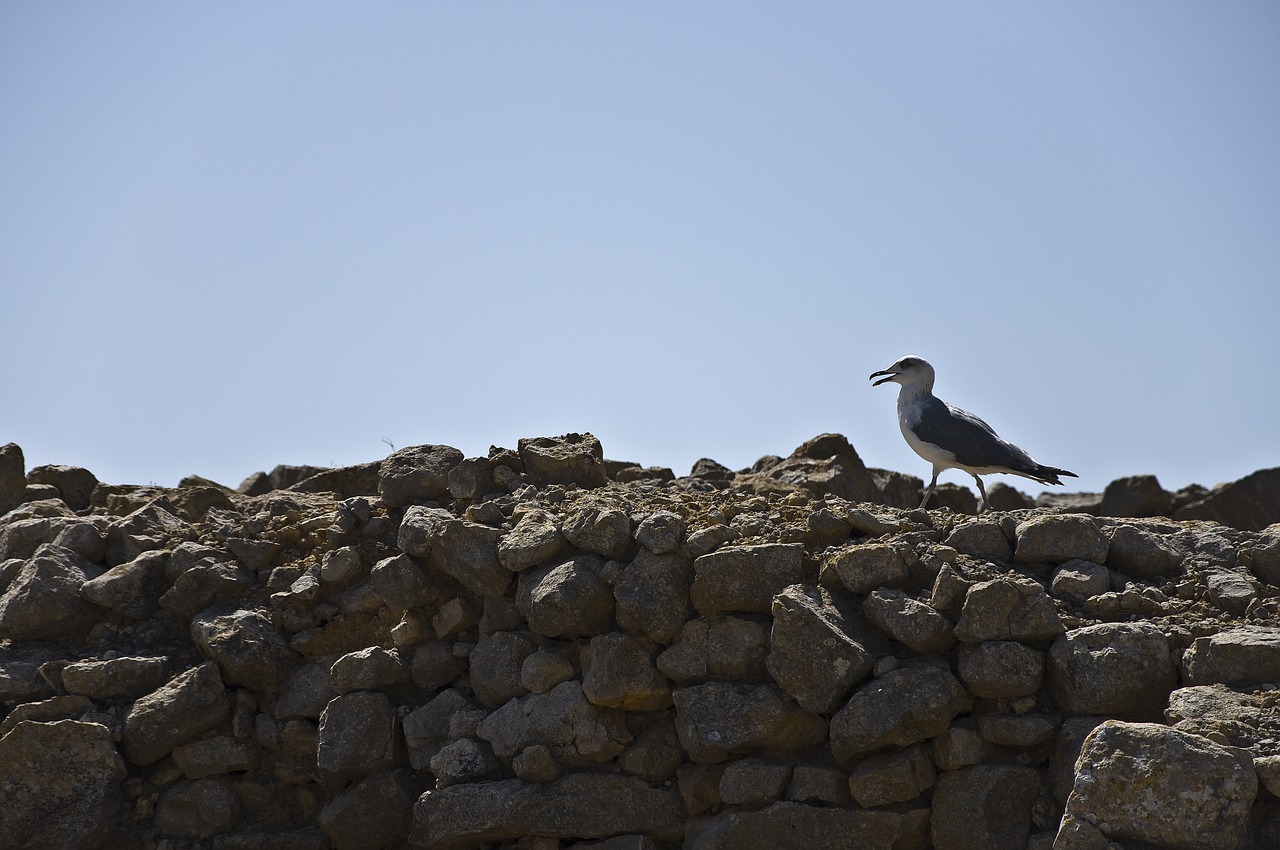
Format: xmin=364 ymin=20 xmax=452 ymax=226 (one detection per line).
xmin=370 ymin=553 xmax=442 ymax=611
xmin=518 ymin=433 xmax=609 ymax=489
xmin=767 ymin=584 xmax=880 ymax=713
xmin=614 ymin=551 xmax=694 ymax=645
xmin=476 ymin=681 xmax=630 ymax=768
xmin=945 ymin=519 xmax=1013 ymax=563
xmin=562 ymin=499 xmax=632 ymax=559
xmin=1012 ymin=514 xmax=1108 ymax=565
xmin=105 ymin=498 xmax=191 ymax=565
xmin=226 ymin=537 xmax=282 ymax=572
xmin=931 ymin=726 xmax=984 ymax=771
xmin=430 ymin=738 xmax=503 ymax=786
xmin=862 ymin=589 xmax=954 ymax=653
xmin=497 ymin=509 xmax=568 ymax=571
xmin=719 ymin=758 xmax=791 ymax=806
xmin=617 ymin=719 xmax=685 ymax=783
xmin=396 ymin=506 xmax=509 ymax=598
xmin=977 ymin=713 xmax=1059 ymax=747
xmin=520 ymin=649 xmax=576 ymax=694
xmin=192 ymin=608 xmax=300 ymax=692
xmin=411 ymin=642 xmax=467 ymax=693
xmin=517 ymin=554 xmax=614 ymax=639
xmin=952 ymin=576 xmax=1063 ymax=643
xmin=1049 ymin=560 xmax=1109 ymax=604
xmin=1104 ymin=525 xmax=1184 ymax=579
xmin=1205 ymin=568 xmax=1258 ymax=616
xmin=582 ymin=632 xmax=672 ymax=710
xmin=317 ymin=691 xmax=399 ymax=785
xmin=412 ymin=774 xmax=683 ymax=848
xmin=172 ymin=736 xmax=260 ymax=779
xmin=690 ymin=543 xmax=804 ymax=614
xmin=122 ymin=662 xmax=229 ymax=766
xmin=1097 ymin=475 xmax=1172 ymax=518
xmin=1165 ymin=685 xmax=1275 ymax=750
xmin=1048 ymin=622 xmax=1176 ymax=717
xmin=847 ymin=744 xmax=935 ymax=807
xmin=0 ymin=544 xmax=103 ymax=639
xmin=403 ymin=688 xmax=478 ymax=771
xmin=931 ymin=764 xmax=1039 ymax=850
xmin=276 ymin=656 xmax=341 ymax=720
xmin=329 ymin=647 xmax=409 ymax=694
xmin=512 ymin=743 xmax=563 ymax=783
xmin=61 ymin=656 xmax=172 ymax=700
xmin=987 ymin=482 xmax=1035 ymax=511
xmin=957 ymin=641 xmax=1044 ymax=699
xmin=289 ymin=461 xmax=381 ymax=498
xmin=319 ymin=770 xmax=417 ymax=850
xmin=1047 ymin=717 xmax=1110 ymax=805
xmin=0 ymin=719 xmax=125 ymax=850
xmin=1182 ymin=626 xmax=1280 ymax=687
xmin=378 ymin=444 xmax=463 ymax=508
xmin=0 ymin=442 xmax=24 ymax=514
xmin=1173 ymin=467 xmax=1280 ymax=531
xmin=25 ymin=464 xmax=99 ymax=511
xmin=468 ymin=630 xmax=537 ymax=708
xmin=770 ymin=433 xmax=881 ymax=503
xmin=154 ymin=778 xmax=241 ymax=839
xmin=786 ymin=763 xmax=853 ymax=805
xmin=683 ymin=802 xmax=917 ymax=850
xmin=830 ymin=664 xmax=970 ymax=762
xmin=80 ymin=549 xmax=167 ymax=620
xmin=160 ymin=558 xmax=253 ymax=619
xmin=1251 ymin=529 xmax=1280 ymax=586
xmin=657 ymin=616 xmax=769 ymax=685
xmin=447 ymin=456 xmax=500 ymax=500
xmin=321 ymin=546 xmax=363 ymax=584
xmin=0 ymin=645 xmax=58 ymax=703
xmin=819 ymin=542 xmax=910 ymax=595
xmin=672 ymin=681 xmax=826 ymax=763
xmin=634 ymin=510 xmax=685 ymax=554
xmin=1056 ymin=720 xmax=1256 ymax=850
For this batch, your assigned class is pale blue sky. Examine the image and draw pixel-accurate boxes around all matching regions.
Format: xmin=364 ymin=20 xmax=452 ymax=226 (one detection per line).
xmin=3 ymin=3 xmax=1277 ymax=497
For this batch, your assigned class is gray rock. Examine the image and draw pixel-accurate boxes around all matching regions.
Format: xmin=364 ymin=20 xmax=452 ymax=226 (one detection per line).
xmin=317 ymin=691 xmax=399 ymax=785
xmin=830 ymin=664 xmax=970 ymax=761
xmin=520 ymin=648 xmax=576 ymax=694
xmin=582 ymin=631 xmax=672 ymax=710
xmin=1172 ymin=467 xmax=1280 ymax=531
xmin=1047 ymin=717 xmax=1109 ymax=805
xmin=1182 ymin=626 xmax=1280 ymax=687
xmin=0 ymin=544 xmax=103 ymax=639
xmin=122 ymin=662 xmax=229 ymax=766
xmin=562 ymin=498 xmax=632 ymax=559
xmin=497 ymin=509 xmax=568 ymax=571
xmin=862 ymin=589 xmax=955 ymax=653
xmin=0 ymin=515 xmax=102 ymax=562
xmin=369 ymin=553 xmax=441 ymax=611
xmin=672 ymin=681 xmax=826 ymax=763
xmin=1049 ymin=622 xmax=1176 ymax=717
xmin=396 ymin=506 xmax=509 ymax=597
xmin=634 ymin=510 xmax=685 ymax=554
xmin=953 ymin=576 xmax=1064 ymax=643
xmin=159 ymin=559 xmax=253 ymax=619
xmin=614 ymin=551 xmax=694 ymax=645
xmin=154 ymin=778 xmax=241 ymax=839
xmin=1104 ymin=525 xmax=1184 ymax=578
xmin=0 ymin=720 xmax=125 ymax=850
xmin=430 ymin=737 xmax=503 ymax=786
xmin=1097 ymin=475 xmax=1172 ymax=518
xmin=412 ymin=774 xmax=683 ymax=848
xmin=820 ymin=542 xmax=910 ymax=595
xmin=767 ymin=584 xmax=880 ymax=713
xmin=683 ymin=802 xmax=917 ymax=850
xmin=1165 ymin=684 xmax=1276 ymax=751
xmin=931 ymin=764 xmax=1039 ymax=850
xmin=403 ymin=688 xmax=478 ymax=771
xmin=617 ymin=719 xmax=685 ymax=783
xmin=172 ymin=736 xmax=260 ymax=779
xmin=25 ymin=464 xmax=99 ymax=512
xmin=378 ymin=444 xmax=463 ymax=508
xmin=329 ymin=647 xmax=409 ymax=694
xmin=957 ymin=640 xmax=1044 ymax=699
xmin=105 ymin=497 xmax=191 ymax=565
xmin=512 ymin=743 xmax=563 ymax=783
xmin=1013 ymin=514 xmax=1108 ymax=564
xmin=0 ymin=442 xmax=24 ymax=514
xmin=945 ymin=519 xmax=1013 ymax=563
xmin=61 ymin=656 xmax=172 ymax=700
xmin=658 ymin=616 xmax=769 ymax=686
xmin=518 ymin=433 xmax=609 ymax=489
xmin=275 ymin=656 xmax=340 ymax=720
xmin=476 ymin=681 xmax=630 ymax=767
xmin=80 ymin=549 xmax=167 ymax=620
xmin=517 ymin=554 xmax=614 ymax=639
xmin=1056 ymin=720 xmax=1256 ymax=850
xmin=847 ymin=744 xmax=935 ymax=807
xmin=977 ymin=713 xmax=1060 ymax=747
xmin=1205 ymin=568 xmax=1258 ymax=616
xmin=1251 ymin=529 xmax=1280 ymax=586
xmin=1049 ymin=560 xmax=1109 ymax=604
xmin=719 ymin=758 xmax=791 ymax=806
xmin=931 ymin=726 xmax=984 ymax=771
xmin=410 ymin=642 xmax=467 ymax=693
xmin=929 ymin=563 xmax=972 ymax=616
xmin=469 ymin=630 xmax=537 ymax=708
xmin=192 ymin=607 xmax=300 ymax=692
xmin=691 ymin=543 xmax=804 ymax=614
xmin=786 ymin=763 xmax=854 ymax=805
xmin=319 ymin=770 xmax=416 ymax=850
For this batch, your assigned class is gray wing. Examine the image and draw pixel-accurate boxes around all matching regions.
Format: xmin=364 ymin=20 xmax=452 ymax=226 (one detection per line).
xmin=913 ymin=397 xmax=1036 ymax=471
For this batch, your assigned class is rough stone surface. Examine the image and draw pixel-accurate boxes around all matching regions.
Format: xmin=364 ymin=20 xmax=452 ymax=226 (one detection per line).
xmin=582 ymin=631 xmax=672 ymax=710
xmin=673 ymin=681 xmax=826 ymax=763
xmin=1182 ymin=626 xmax=1280 ymax=687
xmin=518 ymin=433 xmax=609 ymax=489
xmin=614 ymin=551 xmax=693 ymax=645
xmin=0 ymin=544 xmax=102 ymax=639
xmin=61 ymin=656 xmax=172 ymax=700
xmin=317 ymin=691 xmax=399 ymax=785
xmin=517 ymin=554 xmax=615 ymax=638
xmin=562 ymin=499 xmax=632 ymax=560
xmin=378 ymin=444 xmax=463 ymax=508
xmin=847 ymin=744 xmax=935 ymax=807
xmin=191 ymin=607 xmax=299 ymax=692
xmin=1013 ymin=514 xmax=1109 ymax=565
xmin=932 ymin=764 xmax=1039 ymax=850
xmin=953 ymin=576 xmax=1064 ymax=643
xmin=476 ymin=681 xmax=630 ymax=767
xmin=1049 ymin=622 xmax=1176 ymax=717
xmin=957 ymin=640 xmax=1044 ymax=699
xmin=1057 ymin=721 xmax=1256 ymax=850
xmin=862 ymin=588 xmax=955 ymax=653
xmin=820 ymin=541 xmax=910 ymax=595
xmin=122 ymin=662 xmax=230 ymax=766
xmin=767 ymin=584 xmax=880 ymax=713
xmin=1105 ymin=524 xmax=1184 ymax=578
xmin=497 ymin=509 xmax=568 ymax=572
xmin=319 ymin=769 xmax=417 ymax=850
xmin=830 ymin=665 xmax=971 ymax=761
xmin=684 ymin=802 xmax=915 ymax=850
xmin=691 ymin=543 xmax=804 ymax=614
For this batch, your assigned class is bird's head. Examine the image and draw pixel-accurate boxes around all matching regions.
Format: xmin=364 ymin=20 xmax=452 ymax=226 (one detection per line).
xmin=869 ymin=355 xmax=935 ymax=388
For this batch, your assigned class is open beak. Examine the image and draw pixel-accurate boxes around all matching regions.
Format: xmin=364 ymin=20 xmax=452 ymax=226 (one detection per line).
xmin=869 ymin=369 xmax=897 ymax=387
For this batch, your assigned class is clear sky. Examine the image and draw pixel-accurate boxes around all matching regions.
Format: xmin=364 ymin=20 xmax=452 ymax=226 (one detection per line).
xmin=3 ymin=3 xmax=1277 ymax=498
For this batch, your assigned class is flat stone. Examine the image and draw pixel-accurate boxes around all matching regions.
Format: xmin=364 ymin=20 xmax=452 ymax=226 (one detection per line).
xmin=953 ymin=576 xmax=1063 ymax=643
xmin=1049 ymin=622 xmax=1176 ymax=717
xmin=1182 ymin=626 xmax=1280 ymax=688
xmin=672 ymin=681 xmax=827 ymax=763
xmin=1013 ymin=514 xmax=1108 ymax=564
xmin=614 ymin=551 xmax=694 ymax=645
xmin=830 ymin=664 xmax=970 ymax=762
xmin=122 ymin=662 xmax=229 ymax=766
xmin=957 ymin=640 xmax=1044 ymax=699
xmin=691 ymin=543 xmax=805 ymax=614
xmin=819 ymin=542 xmax=910 ymax=595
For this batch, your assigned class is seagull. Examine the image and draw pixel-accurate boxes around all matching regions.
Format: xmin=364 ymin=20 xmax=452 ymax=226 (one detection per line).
xmin=869 ymin=355 xmax=1077 ymax=511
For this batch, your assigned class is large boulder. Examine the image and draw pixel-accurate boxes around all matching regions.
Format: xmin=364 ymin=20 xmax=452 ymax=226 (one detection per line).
xmin=0 ymin=720 xmax=125 ymax=850
xmin=1056 ymin=720 xmax=1256 ymax=850
xmin=0 ymin=544 xmax=103 ymax=639
xmin=317 ymin=691 xmax=400 ymax=786
xmin=517 ymin=433 xmax=608 ymax=489
xmin=1048 ymin=622 xmax=1177 ymax=717
xmin=691 ymin=543 xmax=804 ymax=614
xmin=582 ymin=632 xmax=673 ymax=711
xmin=191 ymin=607 xmax=300 ymax=693
xmin=672 ymin=682 xmax=826 ymax=763
xmin=952 ymin=576 xmax=1063 ymax=644
xmin=614 ymin=550 xmax=694 ymax=645
xmin=122 ymin=662 xmax=229 ymax=766
xmin=396 ymin=506 xmax=509 ymax=598
xmin=829 ymin=664 xmax=970 ymax=762
xmin=1182 ymin=626 xmax=1280 ymax=688
xmin=80 ymin=549 xmax=167 ymax=620
xmin=1173 ymin=467 xmax=1280 ymax=531
xmin=25 ymin=464 xmax=99 ymax=512
xmin=476 ymin=681 xmax=630 ymax=768
xmin=1012 ymin=514 xmax=1108 ymax=564
xmin=319 ymin=769 xmax=417 ymax=850
xmin=562 ymin=498 xmax=632 ymax=560
xmin=378 ymin=444 xmax=463 ymax=508
xmin=767 ymin=584 xmax=882 ymax=713
xmin=517 ymin=554 xmax=614 ymax=639
xmin=0 ymin=442 xmax=24 ymax=514
xmin=931 ymin=764 xmax=1039 ymax=850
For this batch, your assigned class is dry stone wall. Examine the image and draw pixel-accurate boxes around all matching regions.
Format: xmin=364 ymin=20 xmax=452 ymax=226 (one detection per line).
xmin=2 ymin=434 xmax=1280 ymax=850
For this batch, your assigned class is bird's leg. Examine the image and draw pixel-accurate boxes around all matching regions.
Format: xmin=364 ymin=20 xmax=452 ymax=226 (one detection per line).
xmin=919 ymin=470 xmax=940 ymax=510
xmin=972 ymin=474 xmax=990 ymax=513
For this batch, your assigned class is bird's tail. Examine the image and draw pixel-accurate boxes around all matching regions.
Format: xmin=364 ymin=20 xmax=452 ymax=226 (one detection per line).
xmin=1021 ymin=465 xmax=1077 ymax=487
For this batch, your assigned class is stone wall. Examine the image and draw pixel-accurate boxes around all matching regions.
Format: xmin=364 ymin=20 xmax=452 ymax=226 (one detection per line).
xmin=1 ymin=434 xmax=1280 ymax=850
